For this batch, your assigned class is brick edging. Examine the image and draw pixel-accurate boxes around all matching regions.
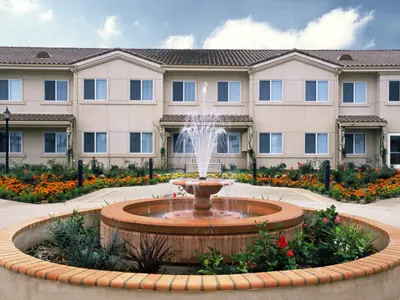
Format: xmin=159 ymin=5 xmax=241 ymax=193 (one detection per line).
xmin=0 ymin=208 xmax=399 ymax=291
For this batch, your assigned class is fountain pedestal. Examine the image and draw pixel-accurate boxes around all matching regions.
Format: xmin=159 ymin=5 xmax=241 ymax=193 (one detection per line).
xmin=171 ymin=179 xmax=232 ymax=211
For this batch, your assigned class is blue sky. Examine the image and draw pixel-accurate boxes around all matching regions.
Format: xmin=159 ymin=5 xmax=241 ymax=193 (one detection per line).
xmin=0 ymin=0 xmax=399 ymax=49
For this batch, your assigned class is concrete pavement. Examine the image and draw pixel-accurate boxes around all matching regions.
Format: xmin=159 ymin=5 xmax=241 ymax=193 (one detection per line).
xmin=0 ymin=182 xmax=399 ymax=228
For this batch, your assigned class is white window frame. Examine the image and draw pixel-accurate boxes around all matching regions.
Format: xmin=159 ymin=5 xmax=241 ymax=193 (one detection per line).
xmin=44 ymin=132 xmax=67 ymax=154
xmin=342 ymin=82 xmax=366 ymax=104
xmin=217 ymin=81 xmax=241 ymax=103
xmin=0 ymin=79 xmax=22 ymax=101
xmin=388 ymin=81 xmax=400 ymax=102
xmin=259 ymin=80 xmax=283 ymax=102
xmin=217 ymin=132 xmax=241 ymax=154
xmin=130 ymin=79 xmax=154 ymax=101
xmin=172 ymin=80 xmax=196 ymax=102
xmin=44 ymin=80 xmax=69 ymax=102
xmin=172 ymin=133 xmax=194 ymax=154
xmin=388 ymin=133 xmax=400 ymax=168
xmin=82 ymin=132 xmax=108 ymax=154
xmin=344 ymin=133 xmax=366 ymax=155
xmin=304 ymin=133 xmax=329 ymax=155
xmin=0 ymin=131 xmax=23 ymax=153
xmin=129 ymin=132 xmax=154 ymax=153
xmin=305 ymin=80 xmax=329 ymax=102
xmin=258 ymin=133 xmax=283 ymax=155
xmin=83 ymin=79 xmax=108 ymax=101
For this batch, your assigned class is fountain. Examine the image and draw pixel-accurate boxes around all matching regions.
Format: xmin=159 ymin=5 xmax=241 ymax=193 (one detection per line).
xmin=100 ymin=82 xmax=304 ymax=263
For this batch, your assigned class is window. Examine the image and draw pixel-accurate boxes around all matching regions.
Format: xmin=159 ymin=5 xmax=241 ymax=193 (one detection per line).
xmin=44 ymin=132 xmax=67 ymax=153
xmin=84 ymin=79 xmax=107 ymax=100
xmin=173 ymin=133 xmax=194 ymax=154
xmin=259 ymin=80 xmax=282 ymax=101
xmin=305 ymin=81 xmax=328 ymax=102
xmin=259 ymin=133 xmax=283 ymax=154
xmin=0 ymin=132 xmax=22 ymax=153
xmin=305 ymin=133 xmax=328 ymax=154
xmin=83 ymin=132 xmax=107 ymax=153
xmin=217 ymin=133 xmax=241 ymax=154
xmin=343 ymin=82 xmax=366 ymax=103
xmin=0 ymin=79 xmax=22 ymax=101
xmin=130 ymin=132 xmax=153 ymax=153
xmin=130 ymin=80 xmax=153 ymax=101
xmin=217 ymin=81 xmax=240 ymax=102
xmin=345 ymin=133 xmax=366 ymax=155
xmin=172 ymin=81 xmax=195 ymax=102
xmin=389 ymin=81 xmax=400 ymax=102
xmin=44 ymin=80 xmax=68 ymax=101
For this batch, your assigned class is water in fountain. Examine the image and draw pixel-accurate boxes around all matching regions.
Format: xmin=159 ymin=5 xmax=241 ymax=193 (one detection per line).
xmin=178 ymin=82 xmax=226 ymax=178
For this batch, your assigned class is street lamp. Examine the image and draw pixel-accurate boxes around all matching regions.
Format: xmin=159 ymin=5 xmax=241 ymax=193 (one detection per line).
xmin=3 ymin=107 xmax=10 ymax=173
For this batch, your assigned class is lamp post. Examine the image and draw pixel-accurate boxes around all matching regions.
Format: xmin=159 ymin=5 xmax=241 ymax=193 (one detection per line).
xmin=3 ymin=107 xmax=10 ymax=173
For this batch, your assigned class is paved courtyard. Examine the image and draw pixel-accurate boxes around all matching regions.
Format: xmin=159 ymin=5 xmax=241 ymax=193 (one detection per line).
xmin=0 ymin=182 xmax=400 ymax=228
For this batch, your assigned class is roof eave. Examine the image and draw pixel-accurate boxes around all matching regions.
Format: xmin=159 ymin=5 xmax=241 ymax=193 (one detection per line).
xmin=0 ymin=64 xmax=72 ymax=70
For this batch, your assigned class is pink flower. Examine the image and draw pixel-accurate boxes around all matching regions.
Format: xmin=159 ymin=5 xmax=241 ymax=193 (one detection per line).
xmin=335 ymin=216 xmax=341 ymax=223
xmin=23 ymin=169 xmax=28 ymax=173
xmin=33 ymin=175 xmax=39 ymax=180
xmin=173 ymin=193 xmax=177 ymax=197
xmin=303 ymin=223 xmax=308 ymax=228
xmin=290 ymin=167 xmax=294 ymax=170
xmin=357 ymin=169 xmax=361 ymax=173
xmin=375 ymin=168 xmax=380 ymax=173
xmin=322 ymin=217 xmax=328 ymax=223
xmin=298 ymin=162 xmax=303 ymax=167
xmin=287 ymin=249 xmax=294 ymax=257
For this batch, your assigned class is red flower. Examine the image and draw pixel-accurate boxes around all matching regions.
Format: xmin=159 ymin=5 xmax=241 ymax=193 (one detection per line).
xmin=298 ymin=162 xmax=303 ymax=167
xmin=357 ymin=169 xmax=361 ymax=173
xmin=375 ymin=168 xmax=380 ymax=173
xmin=303 ymin=223 xmax=308 ymax=228
xmin=322 ymin=217 xmax=328 ymax=223
xmin=33 ymin=175 xmax=39 ymax=180
xmin=335 ymin=215 xmax=341 ymax=223
xmin=397 ymin=169 xmax=400 ymax=174
xmin=276 ymin=235 xmax=288 ymax=249
xmin=250 ymin=262 xmax=257 ymax=269
xmin=287 ymin=249 xmax=294 ymax=257
xmin=23 ymin=169 xmax=28 ymax=173
xmin=173 ymin=192 xmax=177 ymax=197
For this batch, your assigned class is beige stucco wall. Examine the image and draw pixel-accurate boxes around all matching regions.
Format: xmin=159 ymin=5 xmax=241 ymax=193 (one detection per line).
xmin=163 ymin=71 xmax=249 ymax=115
xmin=0 ymin=56 xmax=397 ymax=169
xmin=0 ymin=69 xmax=74 ymax=114
xmin=338 ymin=72 xmax=379 ymax=116
xmin=0 ymin=127 xmax=69 ymax=165
xmin=74 ymin=58 xmax=164 ymax=167
xmin=250 ymin=59 xmax=338 ymax=168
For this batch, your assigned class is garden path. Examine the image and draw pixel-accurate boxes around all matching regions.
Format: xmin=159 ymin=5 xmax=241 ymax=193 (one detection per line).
xmin=0 ymin=183 xmax=399 ymax=228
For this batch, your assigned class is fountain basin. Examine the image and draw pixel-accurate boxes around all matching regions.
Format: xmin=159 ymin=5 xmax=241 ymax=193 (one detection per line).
xmin=100 ymin=197 xmax=304 ymax=263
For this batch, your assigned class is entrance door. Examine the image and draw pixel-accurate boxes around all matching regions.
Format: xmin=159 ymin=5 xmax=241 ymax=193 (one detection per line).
xmin=389 ymin=134 xmax=400 ymax=168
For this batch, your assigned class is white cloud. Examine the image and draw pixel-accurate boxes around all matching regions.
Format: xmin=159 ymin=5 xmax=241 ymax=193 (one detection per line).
xmin=39 ymin=8 xmax=53 ymax=22
xmin=0 ymin=0 xmax=53 ymax=22
xmin=133 ymin=20 xmax=140 ymax=27
xmin=202 ymin=8 xmax=374 ymax=49
xmin=98 ymin=16 xmax=122 ymax=40
xmin=161 ymin=35 xmax=195 ymax=49
xmin=363 ymin=38 xmax=375 ymax=49
xmin=0 ymin=0 xmax=39 ymax=15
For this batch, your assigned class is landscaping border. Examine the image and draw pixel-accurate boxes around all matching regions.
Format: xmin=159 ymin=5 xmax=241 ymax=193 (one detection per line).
xmin=0 ymin=208 xmax=399 ymax=299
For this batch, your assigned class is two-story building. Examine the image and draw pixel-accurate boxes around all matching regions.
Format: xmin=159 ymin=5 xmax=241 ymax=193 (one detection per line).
xmin=0 ymin=47 xmax=399 ymax=170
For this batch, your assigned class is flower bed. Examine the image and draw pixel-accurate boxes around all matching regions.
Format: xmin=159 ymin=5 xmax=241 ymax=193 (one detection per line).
xmin=0 ymin=161 xmax=400 ymax=203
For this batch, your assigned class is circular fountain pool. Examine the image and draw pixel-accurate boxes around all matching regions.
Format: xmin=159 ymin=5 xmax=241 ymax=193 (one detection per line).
xmin=100 ymin=196 xmax=304 ymax=263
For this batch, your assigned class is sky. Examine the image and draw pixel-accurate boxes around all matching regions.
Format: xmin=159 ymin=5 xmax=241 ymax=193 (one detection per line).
xmin=0 ymin=0 xmax=399 ymax=49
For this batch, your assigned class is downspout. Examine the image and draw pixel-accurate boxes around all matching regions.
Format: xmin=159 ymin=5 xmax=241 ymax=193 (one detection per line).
xmin=71 ymin=66 xmax=79 ymax=167
xmin=335 ymin=69 xmax=343 ymax=167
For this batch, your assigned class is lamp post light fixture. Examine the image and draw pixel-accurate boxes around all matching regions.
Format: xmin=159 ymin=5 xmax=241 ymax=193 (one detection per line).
xmin=3 ymin=107 xmax=11 ymax=173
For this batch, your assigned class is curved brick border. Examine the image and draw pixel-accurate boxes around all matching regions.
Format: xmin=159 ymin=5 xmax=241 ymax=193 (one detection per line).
xmin=0 ymin=208 xmax=399 ymax=292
